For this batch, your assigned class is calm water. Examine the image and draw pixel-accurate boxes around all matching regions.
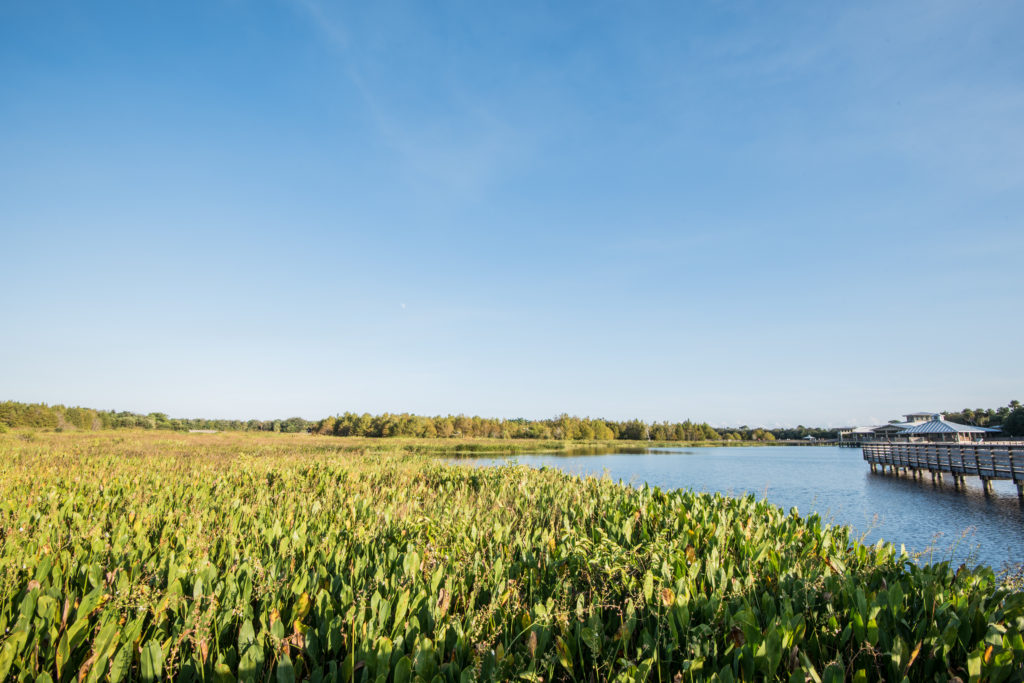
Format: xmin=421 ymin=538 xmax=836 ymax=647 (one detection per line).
xmin=450 ymin=446 xmax=1024 ymax=570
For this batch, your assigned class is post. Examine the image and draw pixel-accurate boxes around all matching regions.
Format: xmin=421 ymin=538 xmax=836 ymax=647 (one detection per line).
xmin=981 ymin=477 xmax=992 ymax=495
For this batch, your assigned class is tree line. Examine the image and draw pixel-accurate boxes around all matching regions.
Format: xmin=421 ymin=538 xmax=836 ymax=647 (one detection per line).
xmin=943 ymin=400 xmax=1024 ymax=437
xmin=0 ymin=401 xmax=311 ymax=434
xmin=943 ymin=401 xmax=1021 ymax=428
xmin=0 ymin=401 xmax=822 ymax=441
xmin=3 ymin=398 xmax=1021 ymax=439
xmin=311 ymin=412 xmax=734 ymax=441
xmin=312 ymin=414 xmax=852 ymax=442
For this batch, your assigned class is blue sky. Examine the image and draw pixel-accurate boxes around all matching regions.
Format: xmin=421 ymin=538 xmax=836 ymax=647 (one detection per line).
xmin=2 ymin=1 xmax=1022 ymax=427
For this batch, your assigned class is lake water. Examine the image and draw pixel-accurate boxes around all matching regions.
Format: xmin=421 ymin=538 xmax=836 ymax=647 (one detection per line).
xmin=449 ymin=446 xmax=1024 ymax=571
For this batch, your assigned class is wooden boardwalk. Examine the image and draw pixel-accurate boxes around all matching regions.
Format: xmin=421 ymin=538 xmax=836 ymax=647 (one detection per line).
xmin=862 ymin=442 xmax=1024 ymax=497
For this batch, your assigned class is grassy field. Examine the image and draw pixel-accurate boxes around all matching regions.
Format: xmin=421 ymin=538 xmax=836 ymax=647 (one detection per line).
xmin=1 ymin=431 xmax=1021 ymax=682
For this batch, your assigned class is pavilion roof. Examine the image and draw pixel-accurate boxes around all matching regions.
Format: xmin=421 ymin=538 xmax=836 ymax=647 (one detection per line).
xmin=899 ymin=418 xmax=999 ymax=434
xmin=851 ymin=426 xmax=880 ymax=434
xmin=873 ymin=422 xmax=913 ymax=431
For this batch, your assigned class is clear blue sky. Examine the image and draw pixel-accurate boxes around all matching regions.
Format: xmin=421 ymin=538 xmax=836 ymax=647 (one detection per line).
xmin=2 ymin=1 xmax=1021 ymax=427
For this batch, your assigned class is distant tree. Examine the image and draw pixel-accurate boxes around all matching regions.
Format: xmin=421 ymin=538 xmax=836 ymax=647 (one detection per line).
xmin=555 ymin=414 xmax=574 ymax=440
xmin=593 ymin=421 xmax=615 ymax=440
xmin=1003 ymin=408 xmax=1024 ymax=437
xmin=437 ymin=417 xmax=455 ymax=438
xmin=148 ymin=413 xmax=169 ymax=428
xmin=621 ymin=419 xmax=648 ymax=441
xmin=280 ymin=417 xmax=309 ymax=433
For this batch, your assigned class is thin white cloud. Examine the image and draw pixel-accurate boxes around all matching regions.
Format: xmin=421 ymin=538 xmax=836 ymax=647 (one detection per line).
xmin=291 ymin=0 xmax=536 ymax=201
xmin=292 ymin=0 xmax=348 ymax=48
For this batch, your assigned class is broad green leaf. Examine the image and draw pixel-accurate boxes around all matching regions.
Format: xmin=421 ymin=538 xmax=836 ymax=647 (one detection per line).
xmin=0 ymin=632 xmax=28 ymax=682
xmin=214 ymin=658 xmax=237 ymax=683
xmin=239 ymin=619 xmax=257 ymax=651
xmin=109 ymin=645 xmax=133 ymax=683
xmin=393 ymin=656 xmax=413 ymax=683
xmin=276 ymin=655 xmax=295 ymax=683
xmin=393 ymin=590 xmax=410 ymax=635
xmin=141 ymin=640 xmax=164 ymax=683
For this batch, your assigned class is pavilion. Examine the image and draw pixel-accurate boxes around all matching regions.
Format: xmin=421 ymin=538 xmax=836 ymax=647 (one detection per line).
xmin=838 ymin=412 xmax=1001 ymax=444
xmin=898 ymin=414 xmax=1001 ymax=443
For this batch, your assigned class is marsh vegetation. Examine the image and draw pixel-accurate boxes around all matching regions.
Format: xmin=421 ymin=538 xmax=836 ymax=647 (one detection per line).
xmin=1 ymin=431 xmax=1021 ymax=681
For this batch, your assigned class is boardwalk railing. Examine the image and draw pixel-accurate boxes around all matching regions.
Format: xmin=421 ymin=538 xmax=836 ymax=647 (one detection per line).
xmin=862 ymin=441 xmax=1024 ymax=497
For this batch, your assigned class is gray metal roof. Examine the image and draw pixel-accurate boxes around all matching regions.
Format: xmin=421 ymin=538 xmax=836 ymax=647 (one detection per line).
xmin=899 ymin=418 xmax=999 ymax=434
xmin=874 ymin=422 xmax=913 ymax=431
